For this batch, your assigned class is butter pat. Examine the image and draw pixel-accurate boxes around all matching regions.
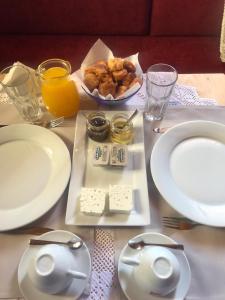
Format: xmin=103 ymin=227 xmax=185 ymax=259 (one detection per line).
xmin=110 ymin=144 xmax=128 ymax=167
xmin=93 ymin=144 xmax=110 ymax=166
xmin=109 ymin=185 xmax=133 ymax=213
xmin=80 ymin=187 xmax=106 ymax=215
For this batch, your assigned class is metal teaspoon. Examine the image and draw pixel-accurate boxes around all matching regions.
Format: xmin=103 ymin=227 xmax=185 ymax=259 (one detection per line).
xmin=121 ymin=109 xmax=138 ymax=128
xmin=29 ymin=238 xmax=83 ymax=250
xmin=128 ymin=240 xmax=184 ymax=250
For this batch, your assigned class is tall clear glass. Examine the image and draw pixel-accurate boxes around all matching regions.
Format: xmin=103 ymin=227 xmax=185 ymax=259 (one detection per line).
xmin=144 ymin=63 xmax=178 ymax=121
xmin=37 ymin=59 xmax=80 ymax=118
xmin=0 ymin=65 xmax=42 ymax=123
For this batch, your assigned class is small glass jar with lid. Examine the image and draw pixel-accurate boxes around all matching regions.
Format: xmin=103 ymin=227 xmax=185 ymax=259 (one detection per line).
xmin=86 ymin=112 xmax=110 ymax=142
xmin=110 ymin=113 xmax=134 ymax=144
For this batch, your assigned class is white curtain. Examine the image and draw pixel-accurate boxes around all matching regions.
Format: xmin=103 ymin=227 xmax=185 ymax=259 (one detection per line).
xmin=220 ymin=2 xmax=225 ymax=62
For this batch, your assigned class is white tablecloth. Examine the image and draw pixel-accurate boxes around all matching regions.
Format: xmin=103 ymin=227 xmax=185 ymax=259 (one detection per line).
xmin=1 ymin=86 xmax=225 ymax=300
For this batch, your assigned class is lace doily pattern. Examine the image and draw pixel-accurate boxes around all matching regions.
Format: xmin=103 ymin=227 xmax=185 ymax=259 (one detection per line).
xmin=127 ymin=79 xmax=217 ymax=108
xmin=0 ymin=92 xmax=11 ymax=104
xmin=81 ymin=229 xmax=118 ymax=300
xmin=220 ymin=3 xmax=225 ymax=62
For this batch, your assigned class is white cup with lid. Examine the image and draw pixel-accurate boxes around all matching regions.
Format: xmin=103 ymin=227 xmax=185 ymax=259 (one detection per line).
xmin=121 ymin=246 xmax=180 ymax=296
xmin=28 ymin=244 xmax=87 ymax=294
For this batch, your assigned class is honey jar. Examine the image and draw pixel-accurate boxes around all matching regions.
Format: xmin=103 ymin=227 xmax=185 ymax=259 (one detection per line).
xmin=110 ymin=113 xmax=134 ymax=144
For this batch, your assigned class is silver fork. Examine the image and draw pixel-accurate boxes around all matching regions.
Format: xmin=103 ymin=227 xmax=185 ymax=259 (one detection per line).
xmin=0 ymin=116 xmax=65 ymax=129
xmin=162 ymin=216 xmax=200 ymax=230
xmin=41 ymin=116 xmax=65 ymax=128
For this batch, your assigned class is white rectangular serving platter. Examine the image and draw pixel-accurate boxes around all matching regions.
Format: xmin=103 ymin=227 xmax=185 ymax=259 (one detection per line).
xmin=65 ymin=110 xmax=150 ymax=226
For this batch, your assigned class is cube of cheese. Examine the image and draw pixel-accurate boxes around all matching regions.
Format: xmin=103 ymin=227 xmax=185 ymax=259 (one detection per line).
xmin=80 ymin=187 xmax=106 ymax=216
xmin=109 ymin=185 xmax=133 ymax=213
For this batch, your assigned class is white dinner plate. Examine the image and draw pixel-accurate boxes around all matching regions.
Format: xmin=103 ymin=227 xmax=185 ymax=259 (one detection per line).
xmin=151 ymin=120 xmax=225 ymax=226
xmin=0 ymin=124 xmax=71 ymax=231
xmin=118 ymin=232 xmax=191 ymax=300
xmin=66 ymin=110 xmax=150 ymax=226
xmin=18 ymin=230 xmax=91 ymax=300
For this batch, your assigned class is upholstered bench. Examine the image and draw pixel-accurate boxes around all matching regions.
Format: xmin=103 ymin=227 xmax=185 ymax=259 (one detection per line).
xmin=0 ymin=0 xmax=224 ymax=73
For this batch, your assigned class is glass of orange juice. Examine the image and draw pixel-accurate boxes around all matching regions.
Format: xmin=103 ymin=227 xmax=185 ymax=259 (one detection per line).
xmin=37 ymin=59 xmax=80 ymax=117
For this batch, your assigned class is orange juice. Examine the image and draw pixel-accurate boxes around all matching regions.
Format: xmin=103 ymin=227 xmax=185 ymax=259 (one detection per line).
xmin=41 ymin=66 xmax=80 ymax=117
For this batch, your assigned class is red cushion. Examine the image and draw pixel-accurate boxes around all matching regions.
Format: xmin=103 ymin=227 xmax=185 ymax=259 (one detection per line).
xmin=151 ymin=0 xmax=224 ymax=36
xmin=0 ymin=0 xmax=151 ymax=35
xmin=0 ymin=35 xmax=224 ymax=73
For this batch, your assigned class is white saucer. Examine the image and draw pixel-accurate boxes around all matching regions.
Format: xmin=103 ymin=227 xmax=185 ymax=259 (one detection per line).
xmin=18 ymin=230 xmax=91 ymax=300
xmin=118 ymin=232 xmax=191 ymax=300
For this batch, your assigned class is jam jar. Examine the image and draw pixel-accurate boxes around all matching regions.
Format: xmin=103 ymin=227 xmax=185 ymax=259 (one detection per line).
xmin=86 ymin=112 xmax=110 ymax=141
xmin=110 ymin=113 xmax=134 ymax=144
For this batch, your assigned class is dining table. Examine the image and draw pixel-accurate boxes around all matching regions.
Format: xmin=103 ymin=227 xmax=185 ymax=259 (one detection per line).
xmin=1 ymin=72 xmax=225 ymax=300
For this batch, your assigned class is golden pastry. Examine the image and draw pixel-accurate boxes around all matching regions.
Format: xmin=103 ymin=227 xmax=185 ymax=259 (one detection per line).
xmin=84 ymin=65 xmax=97 ymax=75
xmin=99 ymin=80 xmax=117 ymax=97
xmin=123 ymin=60 xmax=136 ymax=73
xmin=108 ymin=58 xmax=124 ymax=72
xmin=85 ymin=64 xmax=107 ymax=79
xmin=95 ymin=65 xmax=108 ymax=79
xmin=100 ymin=73 xmax=114 ymax=83
xmin=83 ymin=57 xmax=140 ymax=98
xmin=95 ymin=60 xmax=108 ymax=69
xmin=122 ymin=72 xmax=136 ymax=87
xmin=116 ymin=85 xmax=128 ymax=97
xmin=84 ymin=73 xmax=99 ymax=91
xmin=112 ymin=69 xmax=128 ymax=82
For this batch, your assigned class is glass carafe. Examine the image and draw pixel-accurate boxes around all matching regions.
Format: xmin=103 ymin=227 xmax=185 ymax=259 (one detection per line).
xmin=37 ymin=59 xmax=80 ymax=117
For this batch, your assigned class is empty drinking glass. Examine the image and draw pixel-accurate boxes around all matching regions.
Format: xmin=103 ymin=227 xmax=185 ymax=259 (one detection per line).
xmin=0 ymin=65 xmax=42 ymax=123
xmin=144 ymin=63 xmax=178 ymax=121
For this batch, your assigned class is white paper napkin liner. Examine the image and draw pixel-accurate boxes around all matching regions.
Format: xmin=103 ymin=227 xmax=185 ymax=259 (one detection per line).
xmin=81 ymin=39 xmax=114 ymax=70
xmin=75 ymin=38 xmax=143 ymax=100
